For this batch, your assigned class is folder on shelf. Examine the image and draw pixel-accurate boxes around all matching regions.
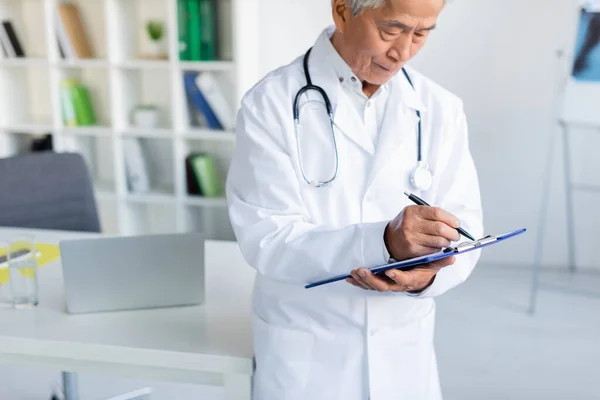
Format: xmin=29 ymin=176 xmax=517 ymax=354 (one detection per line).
xmin=55 ymin=7 xmax=76 ymax=59
xmin=60 ymin=79 xmax=97 ymax=126
xmin=198 ymin=0 xmax=217 ymax=61
xmin=177 ymin=0 xmax=190 ymax=60
xmin=187 ymin=0 xmax=201 ymax=61
xmin=0 ymin=33 xmax=7 ymax=59
xmin=186 ymin=153 xmax=222 ymax=198
xmin=183 ymin=71 xmax=223 ymax=130
xmin=60 ymin=79 xmax=78 ymax=126
xmin=178 ymin=0 xmax=217 ymax=61
xmin=0 ymin=20 xmax=24 ymax=58
xmin=123 ymin=138 xmax=150 ymax=193
xmin=57 ymin=3 xmax=94 ymax=59
xmin=195 ymin=72 xmax=235 ymax=131
xmin=71 ymin=83 xmax=97 ymax=126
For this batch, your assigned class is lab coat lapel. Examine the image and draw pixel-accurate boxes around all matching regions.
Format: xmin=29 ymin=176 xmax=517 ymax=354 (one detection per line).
xmin=367 ymin=82 xmax=421 ymax=188
xmin=331 ymin=87 xmax=375 ymax=155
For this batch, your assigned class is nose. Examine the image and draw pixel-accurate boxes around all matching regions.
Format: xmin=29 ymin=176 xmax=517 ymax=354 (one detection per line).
xmin=388 ymin=35 xmax=412 ymax=63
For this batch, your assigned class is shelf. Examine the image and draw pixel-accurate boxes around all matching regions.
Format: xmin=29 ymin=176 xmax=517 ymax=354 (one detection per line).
xmin=0 ymin=0 xmax=257 ymax=241
xmin=126 ymin=191 xmax=177 ymax=205
xmin=116 ymin=60 xmax=171 ymax=70
xmin=54 ymin=59 xmax=109 ymax=69
xmin=182 ymin=129 xmax=236 ymax=141
xmin=0 ymin=58 xmax=48 ymax=68
xmin=94 ymin=181 xmax=116 ymax=201
xmin=1 ymin=123 xmax=54 ymax=135
xmin=61 ymin=127 xmax=113 ymax=137
xmin=178 ymin=61 xmax=235 ymax=72
xmin=121 ymin=128 xmax=173 ymax=138
xmin=183 ymin=196 xmax=228 ymax=208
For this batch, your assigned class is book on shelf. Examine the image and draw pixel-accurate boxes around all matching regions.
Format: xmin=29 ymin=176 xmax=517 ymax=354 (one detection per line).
xmin=0 ymin=20 xmax=25 ymax=58
xmin=0 ymin=34 xmax=6 ymax=59
xmin=123 ymin=137 xmax=150 ymax=194
xmin=177 ymin=0 xmax=217 ymax=61
xmin=55 ymin=7 xmax=76 ymax=59
xmin=186 ymin=152 xmax=222 ymax=198
xmin=183 ymin=71 xmax=234 ymax=131
xmin=59 ymin=79 xmax=97 ymax=126
xmin=195 ymin=72 xmax=235 ymax=130
xmin=56 ymin=3 xmax=94 ymax=59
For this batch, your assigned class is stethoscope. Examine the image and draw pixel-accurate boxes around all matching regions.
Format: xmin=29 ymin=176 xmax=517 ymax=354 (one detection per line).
xmin=293 ymin=47 xmax=433 ymax=191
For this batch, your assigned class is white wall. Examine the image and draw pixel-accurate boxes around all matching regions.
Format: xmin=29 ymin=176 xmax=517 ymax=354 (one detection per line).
xmin=255 ymin=0 xmax=600 ymax=270
xmin=257 ymin=0 xmax=333 ymax=76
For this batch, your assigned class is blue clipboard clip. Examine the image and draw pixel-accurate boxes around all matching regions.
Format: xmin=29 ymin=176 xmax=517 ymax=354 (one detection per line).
xmin=305 ymin=228 xmax=527 ymax=289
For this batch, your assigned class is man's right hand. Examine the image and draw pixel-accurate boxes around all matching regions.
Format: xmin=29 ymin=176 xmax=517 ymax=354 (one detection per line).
xmin=384 ymin=205 xmax=462 ymax=261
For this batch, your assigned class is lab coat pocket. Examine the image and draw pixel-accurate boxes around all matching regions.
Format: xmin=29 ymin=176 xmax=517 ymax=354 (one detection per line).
xmin=383 ymin=309 xmax=440 ymax=399
xmin=252 ymin=314 xmax=315 ymax=400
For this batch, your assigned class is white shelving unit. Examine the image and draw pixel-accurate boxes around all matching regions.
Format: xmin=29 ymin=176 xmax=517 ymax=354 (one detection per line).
xmin=0 ymin=0 xmax=259 ymax=240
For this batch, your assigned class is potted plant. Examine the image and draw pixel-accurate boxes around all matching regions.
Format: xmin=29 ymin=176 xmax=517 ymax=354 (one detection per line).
xmin=146 ymin=20 xmax=166 ymax=59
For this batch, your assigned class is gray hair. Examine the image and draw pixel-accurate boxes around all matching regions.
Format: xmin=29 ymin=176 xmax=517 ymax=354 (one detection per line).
xmin=332 ymin=0 xmax=387 ymax=17
xmin=332 ymin=0 xmax=447 ymax=17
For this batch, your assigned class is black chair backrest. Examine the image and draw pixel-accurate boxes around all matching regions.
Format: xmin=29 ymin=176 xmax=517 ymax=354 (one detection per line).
xmin=0 ymin=151 xmax=101 ymax=233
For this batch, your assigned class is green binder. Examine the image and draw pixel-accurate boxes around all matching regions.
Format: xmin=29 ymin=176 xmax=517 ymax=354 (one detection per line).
xmin=177 ymin=0 xmax=190 ymax=60
xmin=71 ymin=82 xmax=96 ymax=126
xmin=189 ymin=153 xmax=222 ymax=197
xmin=60 ymin=79 xmax=78 ymax=127
xmin=187 ymin=0 xmax=201 ymax=61
xmin=199 ymin=0 xmax=216 ymax=61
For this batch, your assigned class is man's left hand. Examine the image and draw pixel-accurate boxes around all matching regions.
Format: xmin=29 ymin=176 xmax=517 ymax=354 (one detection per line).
xmin=346 ymin=256 xmax=456 ymax=293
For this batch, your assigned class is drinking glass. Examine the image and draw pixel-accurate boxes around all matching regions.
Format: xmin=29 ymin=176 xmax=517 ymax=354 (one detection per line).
xmin=7 ymin=235 xmax=39 ymax=308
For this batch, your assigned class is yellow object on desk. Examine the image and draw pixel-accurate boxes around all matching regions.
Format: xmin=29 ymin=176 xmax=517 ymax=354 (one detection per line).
xmin=0 ymin=243 xmax=61 ymax=285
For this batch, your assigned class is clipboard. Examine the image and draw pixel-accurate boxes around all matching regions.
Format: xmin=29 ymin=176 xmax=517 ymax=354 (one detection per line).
xmin=305 ymin=228 xmax=526 ymax=289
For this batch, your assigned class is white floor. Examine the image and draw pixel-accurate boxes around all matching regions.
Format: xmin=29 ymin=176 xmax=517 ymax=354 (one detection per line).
xmin=436 ymin=264 xmax=600 ymax=400
xmin=1 ymin=264 xmax=599 ymax=400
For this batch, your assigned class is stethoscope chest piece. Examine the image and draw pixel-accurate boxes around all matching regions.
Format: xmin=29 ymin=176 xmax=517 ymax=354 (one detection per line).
xmin=410 ymin=161 xmax=433 ymax=191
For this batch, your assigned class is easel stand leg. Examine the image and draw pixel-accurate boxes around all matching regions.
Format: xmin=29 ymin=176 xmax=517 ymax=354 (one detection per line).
xmin=529 ymin=121 xmax=561 ymax=315
xmin=62 ymin=371 xmax=79 ymax=400
xmin=561 ymin=125 xmax=577 ymax=272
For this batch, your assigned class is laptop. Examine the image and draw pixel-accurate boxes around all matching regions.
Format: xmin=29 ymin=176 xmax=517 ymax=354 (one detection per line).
xmin=60 ymin=233 xmax=205 ymax=314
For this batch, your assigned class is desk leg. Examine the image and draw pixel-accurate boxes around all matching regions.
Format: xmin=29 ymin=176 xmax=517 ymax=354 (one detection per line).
xmin=62 ymin=371 xmax=79 ymax=400
xmin=223 ymin=373 xmax=252 ymax=400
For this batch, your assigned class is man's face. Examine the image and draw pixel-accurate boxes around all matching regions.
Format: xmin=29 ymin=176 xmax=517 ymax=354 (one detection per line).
xmin=333 ymin=0 xmax=445 ymax=86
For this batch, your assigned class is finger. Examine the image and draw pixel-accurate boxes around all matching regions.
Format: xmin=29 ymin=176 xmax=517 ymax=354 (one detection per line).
xmin=357 ymin=268 xmax=394 ymax=292
xmin=351 ymin=269 xmax=374 ymax=290
xmin=416 ymin=233 xmax=453 ymax=249
xmin=346 ymin=277 xmax=368 ymax=290
xmin=385 ymin=268 xmax=435 ymax=293
xmin=346 ymin=278 xmax=371 ymax=290
xmin=417 ymin=207 xmax=461 ymax=230
xmin=418 ymin=220 xmax=461 ymax=243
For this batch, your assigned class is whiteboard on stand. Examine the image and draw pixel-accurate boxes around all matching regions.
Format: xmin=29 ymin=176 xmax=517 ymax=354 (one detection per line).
xmin=560 ymin=1 xmax=600 ymax=126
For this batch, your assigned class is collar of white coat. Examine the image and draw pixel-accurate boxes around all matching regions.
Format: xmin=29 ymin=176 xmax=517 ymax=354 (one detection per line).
xmin=308 ymin=25 xmax=427 ymax=113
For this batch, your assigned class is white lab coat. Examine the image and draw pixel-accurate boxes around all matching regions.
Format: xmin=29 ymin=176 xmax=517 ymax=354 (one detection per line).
xmin=226 ymin=27 xmax=483 ymax=400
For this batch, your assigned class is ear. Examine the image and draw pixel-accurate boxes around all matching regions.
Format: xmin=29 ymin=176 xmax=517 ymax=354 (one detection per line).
xmin=332 ymin=0 xmax=350 ymax=34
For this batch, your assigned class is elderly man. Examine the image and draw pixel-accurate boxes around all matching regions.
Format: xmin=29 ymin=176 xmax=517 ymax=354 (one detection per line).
xmin=226 ymin=0 xmax=483 ymax=398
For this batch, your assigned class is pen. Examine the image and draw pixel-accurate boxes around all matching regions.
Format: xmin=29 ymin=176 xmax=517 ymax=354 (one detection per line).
xmin=404 ymin=191 xmax=476 ymax=242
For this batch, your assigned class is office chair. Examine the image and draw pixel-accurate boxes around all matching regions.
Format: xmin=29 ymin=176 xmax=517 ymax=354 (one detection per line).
xmin=0 ymin=151 xmax=101 ymax=400
xmin=0 ymin=151 xmax=101 ymax=232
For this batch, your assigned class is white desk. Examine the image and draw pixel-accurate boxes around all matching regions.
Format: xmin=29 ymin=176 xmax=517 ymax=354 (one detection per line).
xmin=0 ymin=228 xmax=255 ymax=400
